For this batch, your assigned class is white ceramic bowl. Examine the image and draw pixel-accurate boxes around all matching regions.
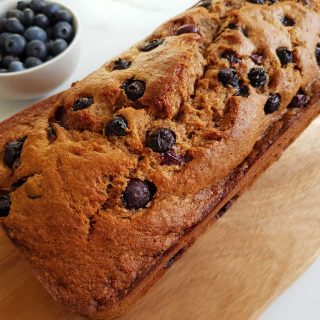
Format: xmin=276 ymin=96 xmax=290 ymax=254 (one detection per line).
xmin=0 ymin=0 xmax=81 ymax=100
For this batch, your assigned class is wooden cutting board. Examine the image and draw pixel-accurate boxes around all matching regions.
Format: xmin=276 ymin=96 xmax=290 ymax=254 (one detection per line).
xmin=1 ymin=118 xmax=320 ymax=320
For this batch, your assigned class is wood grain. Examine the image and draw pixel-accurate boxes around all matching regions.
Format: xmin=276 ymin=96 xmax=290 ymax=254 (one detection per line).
xmin=1 ymin=118 xmax=320 ymax=320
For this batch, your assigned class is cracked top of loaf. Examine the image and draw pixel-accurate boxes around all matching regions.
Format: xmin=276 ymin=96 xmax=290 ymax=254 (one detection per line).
xmin=1 ymin=0 xmax=320 ymax=318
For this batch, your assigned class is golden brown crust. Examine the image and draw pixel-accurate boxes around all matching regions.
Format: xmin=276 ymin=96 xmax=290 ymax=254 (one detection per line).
xmin=1 ymin=1 xmax=320 ymax=319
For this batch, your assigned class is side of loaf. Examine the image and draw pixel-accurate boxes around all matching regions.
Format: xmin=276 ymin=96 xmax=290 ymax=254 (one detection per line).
xmin=1 ymin=0 xmax=320 ymax=319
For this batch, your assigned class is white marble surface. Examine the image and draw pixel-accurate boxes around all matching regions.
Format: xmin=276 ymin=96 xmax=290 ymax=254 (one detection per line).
xmin=0 ymin=0 xmax=319 ymax=319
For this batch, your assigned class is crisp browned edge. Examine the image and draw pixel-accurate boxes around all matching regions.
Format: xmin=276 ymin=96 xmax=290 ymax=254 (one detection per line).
xmin=0 ymin=91 xmax=319 ymax=319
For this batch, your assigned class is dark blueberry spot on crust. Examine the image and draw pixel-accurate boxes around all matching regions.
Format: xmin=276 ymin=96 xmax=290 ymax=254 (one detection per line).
xmin=298 ymin=0 xmax=309 ymax=5
xmin=236 ymin=82 xmax=250 ymax=97
xmin=113 ymin=58 xmax=131 ymax=71
xmin=176 ymin=24 xmax=199 ymax=35
xmin=264 ymin=93 xmax=281 ymax=114
xmin=73 ymin=96 xmax=94 ymax=111
xmin=47 ymin=126 xmax=57 ymax=142
xmin=184 ymin=151 xmax=194 ymax=163
xmin=147 ymin=128 xmax=176 ymax=153
xmin=0 ymin=194 xmax=11 ymax=217
xmin=215 ymin=195 xmax=239 ymax=219
xmin=281 ymin=16 xmax=295 ymax=26
xmin=276 ymin=47 xmax=293 ymax=66
xmin=288 ymin=92 xmax=308 ymax=108
xmin=227 ymin=22 xmax=238 ymax=30
xmin=315 ymin=43 xmax=320 ymax=66
xmin=247 ymin=0 xmax=265 ymax=3
xmin=3 ymin=137 xmax=26 ymax=169
xmin=248 ymin=68 xmax=268 ymax=88
xmin=250 ymin=53 xmax=263 ymax=65
xmin=164 ymin=249 xmax=185 ymax=269
xmin=106 ymin=116 xmax=128 ymax=137
xmin=12 ymin=178 xmax=27 ymax=190
xmin=160 ymin=151 xmax=184 ymax=166
xmin=54 ymin=106 xmax=67 ymax=125
xmin=122 ymin=179 xmax=156 ymax=210
xmin=140 ymin=39 xmax=164 ymax=52
xmin=216 ymin=201 xmax=233 ymax=218
xmin=122 ymin=78 xmax=146 ymax=101
xmin=241 ymin=27 xmax=249 ymax=37
xmin=218 ymin=68 xmax=240 ymax=88
xmin=221 ymin=50 xmax=240 ymax=65
xmin=193 ymin=0 xmax=212 ymax=8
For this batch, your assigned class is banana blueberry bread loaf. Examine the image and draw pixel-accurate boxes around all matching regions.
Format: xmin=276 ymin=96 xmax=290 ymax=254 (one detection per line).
xmin=1 ymin=0 xmax=320 ymax=318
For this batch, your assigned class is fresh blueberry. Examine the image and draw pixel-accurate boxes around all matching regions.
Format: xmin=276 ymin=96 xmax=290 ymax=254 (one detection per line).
xmin=34 ymin=13 xmax=49 ymax=28
xmin=106 ymin=116 xmax=128 ymax=136
xmin=54 ymin=9 xmax=73 ymax=23
xmin=264 ymin=93 xmax=281 ymax=114
xmin=5 ymin=17 xmax=25 ymax=34
xmin=3 ymin=137 xmax=26 ymax=168
xmin=315 ymin=43 xmax=320 ymax=66
xmin=0 ymin=195 xmax=11 ymax=217
xmin=6 ymin=9 xmax=23 ymax=20
xmin=122 ymin=179 xmax=156 ymax=210
xmin=21 ymin=8 xmax=35 ymax=27
xmin=218 ymin=68 xmax=240 ymax=88
xmin=140 ymin=39 xmax=164 ymax=52
xmin=9 ymin=60 xmax=24 ymax=72
xmin=17 ymin=1 xmax=29 ymax=11
xmin=46 ymin=27 xmax=53 ymax=39
xmin=43 ymin=3 xmax=61 ymax=18
xmin=176 ymin=24 xmax=199 ymax=35
xmin=2 ymin=55 xmax=19 ymax=68
xmin=45 ymin=39 xmax=54 ymax=51
xmin=24 ymin=26 xmax=47 ymax=41
xmin=72 ymin=96 xmax=94 ymax=111
xmin=24 ymin=56 xmax=42 ymax=68
xmin=26 ymin=39 xmax=47 ymax=59
xmin=0 ymin=68 xmax=8 ymax=73
xmin=147 ymin=128 xmax=176 ymax=153
xmin=276 ymin=47 xmax=293 ymax=65
xmin=248 ymin=68 xmax=268 ymax=88
xmin=50 ymin=38 xmax=67 ymax=56
xmin=122 ymin=78 xmax=146 ymax=101
xmin=113 ymin=58 xmax=131 ymax=70
xmin=46 ymin=55 xmax=53 ymax=61
xmin=5 ymin=34 xmax=26 ymax=56
xmin=0 ymin=33 xmax=10 ymax=49
xmin=53 ymin=21 xmax=73 ymax=41
xmin=0 ymin=18 xmax=7 ymax=32
xmin=247 ymin=0 xmax=265 ymax=3
xmin=30 ymin=0 xmax=45 ymax=13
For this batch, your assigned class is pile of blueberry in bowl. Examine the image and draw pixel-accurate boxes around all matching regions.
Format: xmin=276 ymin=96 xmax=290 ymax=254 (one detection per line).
xmin=0 ymin=0 xmax=80 ymax=100
xmin=0 ymin=0 xmax=75 ymax=73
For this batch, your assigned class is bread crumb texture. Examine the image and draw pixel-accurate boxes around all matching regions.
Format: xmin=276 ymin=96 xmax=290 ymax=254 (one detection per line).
xmin=1 ymin=0 xmax=320 ymax=318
